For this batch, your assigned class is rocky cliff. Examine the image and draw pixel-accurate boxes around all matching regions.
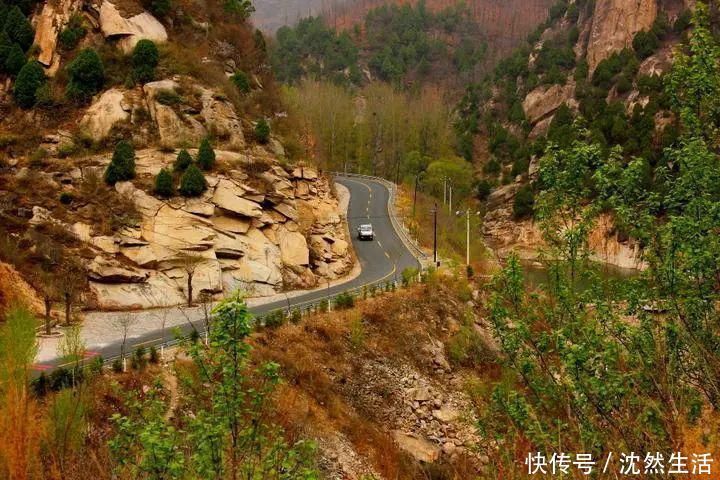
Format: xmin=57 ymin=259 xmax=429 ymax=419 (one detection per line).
xmin=475 ymin=0 xmax=693 ymax=268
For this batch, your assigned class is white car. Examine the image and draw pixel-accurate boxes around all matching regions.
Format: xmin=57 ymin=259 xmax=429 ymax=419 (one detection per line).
xmin=357 ymin=224 xmax=374 ymax=241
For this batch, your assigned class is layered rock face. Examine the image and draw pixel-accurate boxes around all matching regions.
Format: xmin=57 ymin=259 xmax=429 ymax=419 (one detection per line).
xmin=30 ymin=149 xmax=353 ymax=310
xmin=79 ymin=77 xmax=245 ymax=150
xmin=586 ymin=0 xmax=658 ymax=72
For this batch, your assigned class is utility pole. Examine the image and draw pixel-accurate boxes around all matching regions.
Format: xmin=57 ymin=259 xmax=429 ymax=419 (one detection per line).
xmin=433 ymin=202 xmax=438 ymax=266
xmin=413 ymin=173 xmax=421 ymax=218
xmin=466 ymin=209 xmax=470 ymax=266
xmin=448 ymin=185 xmax=453 ymax=215
xmin=443 ymin=178 xmax=447 ymax=205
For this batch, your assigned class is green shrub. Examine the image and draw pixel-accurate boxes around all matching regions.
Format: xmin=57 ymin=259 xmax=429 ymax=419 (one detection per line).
xmin=616 ymin=74 xmax=633 ymax=94
xmin=143 ymin=0 xmax=172 ymax=17
xmin=59 ymin=192 xmax=73 ymax=205
xmin=513 ymin=184 xmax=535 ymax=219
xmin=290 ymin=309 xmax=301 ymax=324
xmin=448 ymin=324 xmax=494 ymax=366
xmin=632 ymin=30 xmax=659 ymax=59
xmin=104 ymin=140 xmax=136 ymax=185
xmin=4 ymin=42 xmax=25 ymax=76
xmin=179 ymin=164 xmax=207 ymax=196
xmin=196 ymin=138 xmax=215 ymax=170
xmin=149 ymin=345 xmax=159 ymax=364
xmin=155 ymin=88 xmax=181 ymax=105
xmin=154 ymin=168 xmax=173 ymax=197
xmin=401 ymin=267 xmax=419 ymax=287
xmin=66 ymin=48 xmax=105 ymax=103
xmin=131 ymin=39 xmax=159 ymax=84
xmin=254 ymin=118 xmax=270 ymax=144
xmin=230 ymin=70 xmax=251 ymax=93
xmin=13 ymin=60 xmax=45 ymax=108
xmin=264 ymin=310 xmax=285 ymax=328
xmin=131 ymin=346 xmax=147 ymax=370
xmin=174 ymin=149 xmax=193 ymax=171
xmin=4 ymin=6 xmax=33 ymax=51
xmin=476 ymin=179 xmax=492 ymax=200
xmin=334 ymin=292 xmax=354 ymax=309
xmin=111 ymin=358 xmax=122 ymax=373
xmin=58 ymin=14 xmax=86 ymax=51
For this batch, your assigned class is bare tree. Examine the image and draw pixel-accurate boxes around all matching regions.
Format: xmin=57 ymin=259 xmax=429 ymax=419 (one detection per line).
xmin=180 ymin=253 xmax=204 ymax=307
xmin=58 ymin=259 xmax=86 ymax=326
xmin=150 ymin=293 xmax=174 ymax=361
xmin=198 ymin=292 xmax=213 ymax=344
xmin=34 ymin=270 xmax=59 ymax=335
xmin=114 ymin=313 xmax=137 ymax=372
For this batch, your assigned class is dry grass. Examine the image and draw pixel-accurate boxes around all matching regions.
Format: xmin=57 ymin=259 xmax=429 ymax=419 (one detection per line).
xmin=251 ymin=279 xmax=487 ymax=478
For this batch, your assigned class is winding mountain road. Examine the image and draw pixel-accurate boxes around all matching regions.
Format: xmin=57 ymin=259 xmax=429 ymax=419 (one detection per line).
xmin=35 ymin=175 xmax=421 ymax=369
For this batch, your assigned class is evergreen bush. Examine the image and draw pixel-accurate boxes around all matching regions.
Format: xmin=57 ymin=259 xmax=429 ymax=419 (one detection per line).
xmin=179 ymin=164 xmax=207 ymax=197
xmin=254 ymin=118 xmax=270 ymax=144
xmin=3 ymin=6 xmax=33 ymax=51
xmin=12 ymin=60 xmax=45 ymax=108
xmin=4 ymin=42 xmax=25 ymax=76
xmin=66 ymin=48 xmax=105 ymax=103
xmin=104 ymin=141 xmax=136 ymax=185
xmin=230 ymin=70 xmax=251 ymax=93
xmin=173 ymin=149 xmax=193 ymax=171
xmin=131 ymin=39 xmax=159 ymax=84
xmin=154 ymin=168 xmax=173 ymax=197
xmin=196 ymin=138 xmax=215 ymax=170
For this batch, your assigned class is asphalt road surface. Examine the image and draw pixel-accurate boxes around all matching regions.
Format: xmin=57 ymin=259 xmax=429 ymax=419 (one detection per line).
xmin=39 ymin=175 xmax=420 ymax=370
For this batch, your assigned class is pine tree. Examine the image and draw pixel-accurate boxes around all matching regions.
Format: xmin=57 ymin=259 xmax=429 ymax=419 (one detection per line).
xmin=179 ymin=164 xmax=207 ymax=197
xmin=196 ymin=138 xmax=215 ymax=171
xmin=131 ymin=39 xmax=159 ymax=84
xmin=4 ymin=42 xmax=24 ymax=76
xmin=104 ymin=141 xmax=136 ymax=185
xmin=66 ymin=48 xmax=105 ymax=103
xmin=3 ymin=6 xmax=33 ymax=51
xmin=173 ymin=149 xmax=193 ymax=172
xmin=13 ymin=60 xmax=45 ymax=108
xmin=254 ymin=118 xmax=270 ymax=144
xmin=154 ymin=168 xmax=173 ymax=197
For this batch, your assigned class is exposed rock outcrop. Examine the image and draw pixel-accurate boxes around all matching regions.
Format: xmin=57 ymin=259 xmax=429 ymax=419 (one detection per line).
xmin=99 ymin=0 xmax=167 ymax=53
xmin=523 ymin=81 xmax=576 ymax=124
xmin=64 ymin=149 xmax=354 ymax=310
xmin=586 ymin=0 xmax=658 ymax=72
xmin=33 ymin=0 xmax=78 ymax=74
xmin=482 ymin=183 xmax=646 ymax=270
xmin=79 ymin=89 xmax=132 ymax=140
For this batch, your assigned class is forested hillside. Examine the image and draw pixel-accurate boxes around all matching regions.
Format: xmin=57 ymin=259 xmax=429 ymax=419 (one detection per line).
xmin=272 ymin=2 xmax=488 ymax=88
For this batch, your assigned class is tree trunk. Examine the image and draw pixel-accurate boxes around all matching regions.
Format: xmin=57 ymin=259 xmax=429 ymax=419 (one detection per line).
xmin=187 ymin=274 xmax=193 ymax=307
xmin=44 ymin=297 xmax=52 ymax=335
xmin=64 ymin=293 xmax=71 ymax=326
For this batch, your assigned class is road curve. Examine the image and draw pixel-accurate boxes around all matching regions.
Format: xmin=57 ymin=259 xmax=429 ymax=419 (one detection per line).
xmin=37 ymin=175 xmax=420 ymax=369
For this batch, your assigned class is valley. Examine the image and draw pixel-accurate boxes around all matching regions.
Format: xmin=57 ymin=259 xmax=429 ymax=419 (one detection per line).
xmin=2 ymin=0 xmax=720 ymax=478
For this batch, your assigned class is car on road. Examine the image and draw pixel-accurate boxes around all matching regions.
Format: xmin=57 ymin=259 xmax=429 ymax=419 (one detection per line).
xmin=357 ymin=224 xmax=374 ymax=240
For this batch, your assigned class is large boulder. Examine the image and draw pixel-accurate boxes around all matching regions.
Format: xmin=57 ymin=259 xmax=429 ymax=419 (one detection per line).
xmin=212 ymin=179 xmax=263 ymax=218
xmin=392 ymin=432 xmax=440 ymax=464
xmin=198 ymin=87 xmax=245 ymax=149
xmin=79 ymin=89 xmax=132 ymax=141
xmin=586 ymin=0 xmax=657 ymax=72
xmin=523 ymin=82 xmax=576 ymax=124
xmin=99 ymin=1 xmax=168 ymax=53
xmin=141 ymin=205 xmax=217 ymax=251
xmin=277 ymin=226 xmax=309 ymax=266
xmin=143 ymin=80 xmax=206 ymax=146
xmin=87 ymin=256 xmax=148 ymax=283
xmin=88 ymin=273 xmax=185 ymax=310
